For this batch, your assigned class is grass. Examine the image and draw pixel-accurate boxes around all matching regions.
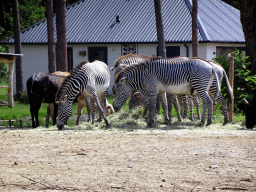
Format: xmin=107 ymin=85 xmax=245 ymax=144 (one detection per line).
xmin=0 ymin=94 xmax=246 ymax=128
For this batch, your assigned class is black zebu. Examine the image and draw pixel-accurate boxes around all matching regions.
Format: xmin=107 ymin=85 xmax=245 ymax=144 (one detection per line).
xmin=27 ymin=72 xmax=66 ymax=128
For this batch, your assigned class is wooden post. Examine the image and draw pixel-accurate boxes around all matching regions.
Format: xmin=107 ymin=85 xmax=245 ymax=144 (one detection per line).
xmin=8 ymin=61 xmax=14 ymax=108
xmin=228 ymin=55 xmax=234 ymax=123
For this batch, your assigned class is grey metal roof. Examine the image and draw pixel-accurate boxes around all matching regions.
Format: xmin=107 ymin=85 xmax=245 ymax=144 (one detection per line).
xmin=2 ymin=0 xmax=245 ymax=44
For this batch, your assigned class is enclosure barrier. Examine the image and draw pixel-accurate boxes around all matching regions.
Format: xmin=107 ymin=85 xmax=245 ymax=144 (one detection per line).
xmin=0 ymin=53 xmax=23 ymax=108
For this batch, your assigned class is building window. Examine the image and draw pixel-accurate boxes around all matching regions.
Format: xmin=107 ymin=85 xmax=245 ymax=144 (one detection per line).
xmin=157 ymin=46 xmax=180 ymax=58
xmin=122 ymin=44 xmax=138 ymax=55
xmin=88 ymin=47 xmax=108 ymax=65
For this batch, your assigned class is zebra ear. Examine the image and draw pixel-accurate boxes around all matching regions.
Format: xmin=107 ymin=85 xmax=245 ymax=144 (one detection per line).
xmin=133 ymin=92 xmax=142 ymax=98
xmin=120 ymin=77 xmax=127 ymax=84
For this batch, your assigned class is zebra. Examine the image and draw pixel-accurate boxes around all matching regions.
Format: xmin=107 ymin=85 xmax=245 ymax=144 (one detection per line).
xmin=56 ymin=60 xmax=111 ymax=130
xmin=207 ymin=60 xmax=233 ymax=125
xmin=113 ymin=58 xmax=220 ymax=127
xmin=112 ymin=54 xmax=189 ymax=123
xmin=127 ymin=60 xmax=232 ymax=125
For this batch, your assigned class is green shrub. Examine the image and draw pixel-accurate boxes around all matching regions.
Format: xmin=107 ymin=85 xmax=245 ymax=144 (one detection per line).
xmin=214 ymin=49 xmax=256 ymax=113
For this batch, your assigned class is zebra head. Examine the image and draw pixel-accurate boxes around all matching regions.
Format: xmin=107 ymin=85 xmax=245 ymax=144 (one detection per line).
xmin=56 ymin=94 xmax=73 ymax=130
xmin=113 ymin=76 xmax=132 ymax=112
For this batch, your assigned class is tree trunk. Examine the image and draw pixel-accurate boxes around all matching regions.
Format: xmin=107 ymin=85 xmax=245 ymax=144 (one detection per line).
xmin=46 ymin=0 xmax=56 ymax=73
xmin=56 ymin=0 xmax=67 ymax=72
xmin=239 ymin=0 xmax=256 ymax=74
xmin=13 ymin=0 xmax=23 ymax=98
xmin=192 ymin=0 xmax=199 ymax=57
xmin=154 ymin=0 xmax=166 ymax=58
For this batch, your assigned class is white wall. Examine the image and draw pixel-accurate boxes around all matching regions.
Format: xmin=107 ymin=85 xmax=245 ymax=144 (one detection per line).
xmin=9 ymin=44 xmax=49 ymax=94
xmin=9 ymin=42 xmax=245 ymax=94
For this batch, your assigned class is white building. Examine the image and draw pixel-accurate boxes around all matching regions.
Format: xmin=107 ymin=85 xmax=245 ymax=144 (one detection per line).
xmin=2 ymin=0 xmax=245 ymax=94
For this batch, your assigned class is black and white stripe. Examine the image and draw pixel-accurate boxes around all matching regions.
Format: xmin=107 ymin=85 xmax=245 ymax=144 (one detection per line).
xmin=56 ymin=60 xmax=110 ymax=130
xmin=114 ymin=58 xmax=220 ymax=127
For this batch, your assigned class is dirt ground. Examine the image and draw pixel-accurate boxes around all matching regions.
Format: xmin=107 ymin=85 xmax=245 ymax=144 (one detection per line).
xmin=0 ymin=122 xmax=256 ymax=191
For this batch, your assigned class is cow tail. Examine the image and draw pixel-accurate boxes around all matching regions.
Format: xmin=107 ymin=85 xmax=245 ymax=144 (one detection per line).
xmin=30 ymin=73 xmax=37 ymax=95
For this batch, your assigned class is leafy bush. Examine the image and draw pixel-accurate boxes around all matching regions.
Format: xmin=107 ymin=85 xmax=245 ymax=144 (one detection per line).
xmin=213 ymin=50 xmax=256 ymax=113
xmin=0 ymin=27 xmax=9 ymax=83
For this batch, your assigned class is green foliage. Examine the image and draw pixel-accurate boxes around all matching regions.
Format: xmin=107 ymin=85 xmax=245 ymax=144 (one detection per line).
xmin=0 ymin=27 xmax=9 ymax=83
xmin=1 ymin=0 xmax=46 ymax=41
xmin=214 ymin=49 xmax=256 ymax=112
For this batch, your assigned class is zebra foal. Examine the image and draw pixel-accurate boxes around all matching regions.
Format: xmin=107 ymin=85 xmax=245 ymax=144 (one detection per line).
xmin=56 ymin=60 xmax=111 ymax=130
xmin=113 ymin=58 xmax=220 ymax=127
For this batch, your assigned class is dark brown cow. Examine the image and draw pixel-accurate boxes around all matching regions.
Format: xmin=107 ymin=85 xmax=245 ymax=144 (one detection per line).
xmin=27 ymin=72 xmax=66 ymax=128
xmin=243 ymin=89 xmax=256 ymax=129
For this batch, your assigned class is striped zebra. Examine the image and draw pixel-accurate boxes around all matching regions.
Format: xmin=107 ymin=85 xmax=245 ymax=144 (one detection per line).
xmin=113 ymin=58 xmax=220 ymax=127
xmin=56 ymin=60 xmax=111 ymax=130
xmin=207 ymin=60 xmax=233 ymax=125
xmin=112 ymin=54 xmax=189 ymax=123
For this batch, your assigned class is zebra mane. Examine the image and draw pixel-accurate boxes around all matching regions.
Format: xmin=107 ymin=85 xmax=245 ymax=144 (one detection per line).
xmin=71 ymin=60 xmax=90 ymax=76
xmin=207 ymin=60 xmax=222 ymax=66
xmin=111 ymin=54 xmax=155 ymax=70
xmin=56 ymin=60 xmax=89 ymax=101
xmin=193 ymin=57 xmax=222 ymax=67
xmin=112 ymin=54 xmax=139 ymax=70
xmin=114 ymin=60 xmax=149 ymax=84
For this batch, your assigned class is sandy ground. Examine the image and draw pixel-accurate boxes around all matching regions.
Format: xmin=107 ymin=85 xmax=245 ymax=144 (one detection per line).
xmin=0 ymin=121 xmax=256 ymax=191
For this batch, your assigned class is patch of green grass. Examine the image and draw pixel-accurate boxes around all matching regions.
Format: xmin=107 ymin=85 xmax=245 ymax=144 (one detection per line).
xmin=0 ymin=95 xmax=246 ymax=128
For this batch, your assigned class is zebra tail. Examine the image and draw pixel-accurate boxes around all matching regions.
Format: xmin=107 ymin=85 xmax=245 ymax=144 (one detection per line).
xmin=212 ymin=68 xmax=220 ymax=104
xmin=223 ymin=70 xmax=233 ymax=101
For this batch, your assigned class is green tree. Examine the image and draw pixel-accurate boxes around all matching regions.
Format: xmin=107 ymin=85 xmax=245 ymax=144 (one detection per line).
xmin=214 ymin=50 xmax=256 ymax=112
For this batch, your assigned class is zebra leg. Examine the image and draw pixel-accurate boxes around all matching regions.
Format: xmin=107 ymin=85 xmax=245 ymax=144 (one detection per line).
xmin=188 ymin=96 xmax=195 ymax=121
xmin=93 ymin=92 xmax=110 ymax=128
xmin=173 ymin=94 xmax=182 ymax=121
xmin=167 ymin=93 xmax=173 ymax=123
xmin=147 ymin=94 xmax=157 ymax=127
xmin=155 ymin=94 xmax=161 ymax=114
xmin=158 ymin=92 xmax=169 ymax=124
xmin=90 ymin=98 xmax=96 ymax=124
xmin=193 ymin=94 xmax=201 ymax=120
xmin=177 ymin=95 xmax=184 ymax=119
xmin=214 ymin=92 xmax=229 ymax=125
xmin=182 ymin=95 xmax=189 ymax=119
xmin=199 ymin=92 xmax=213 ymax=126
